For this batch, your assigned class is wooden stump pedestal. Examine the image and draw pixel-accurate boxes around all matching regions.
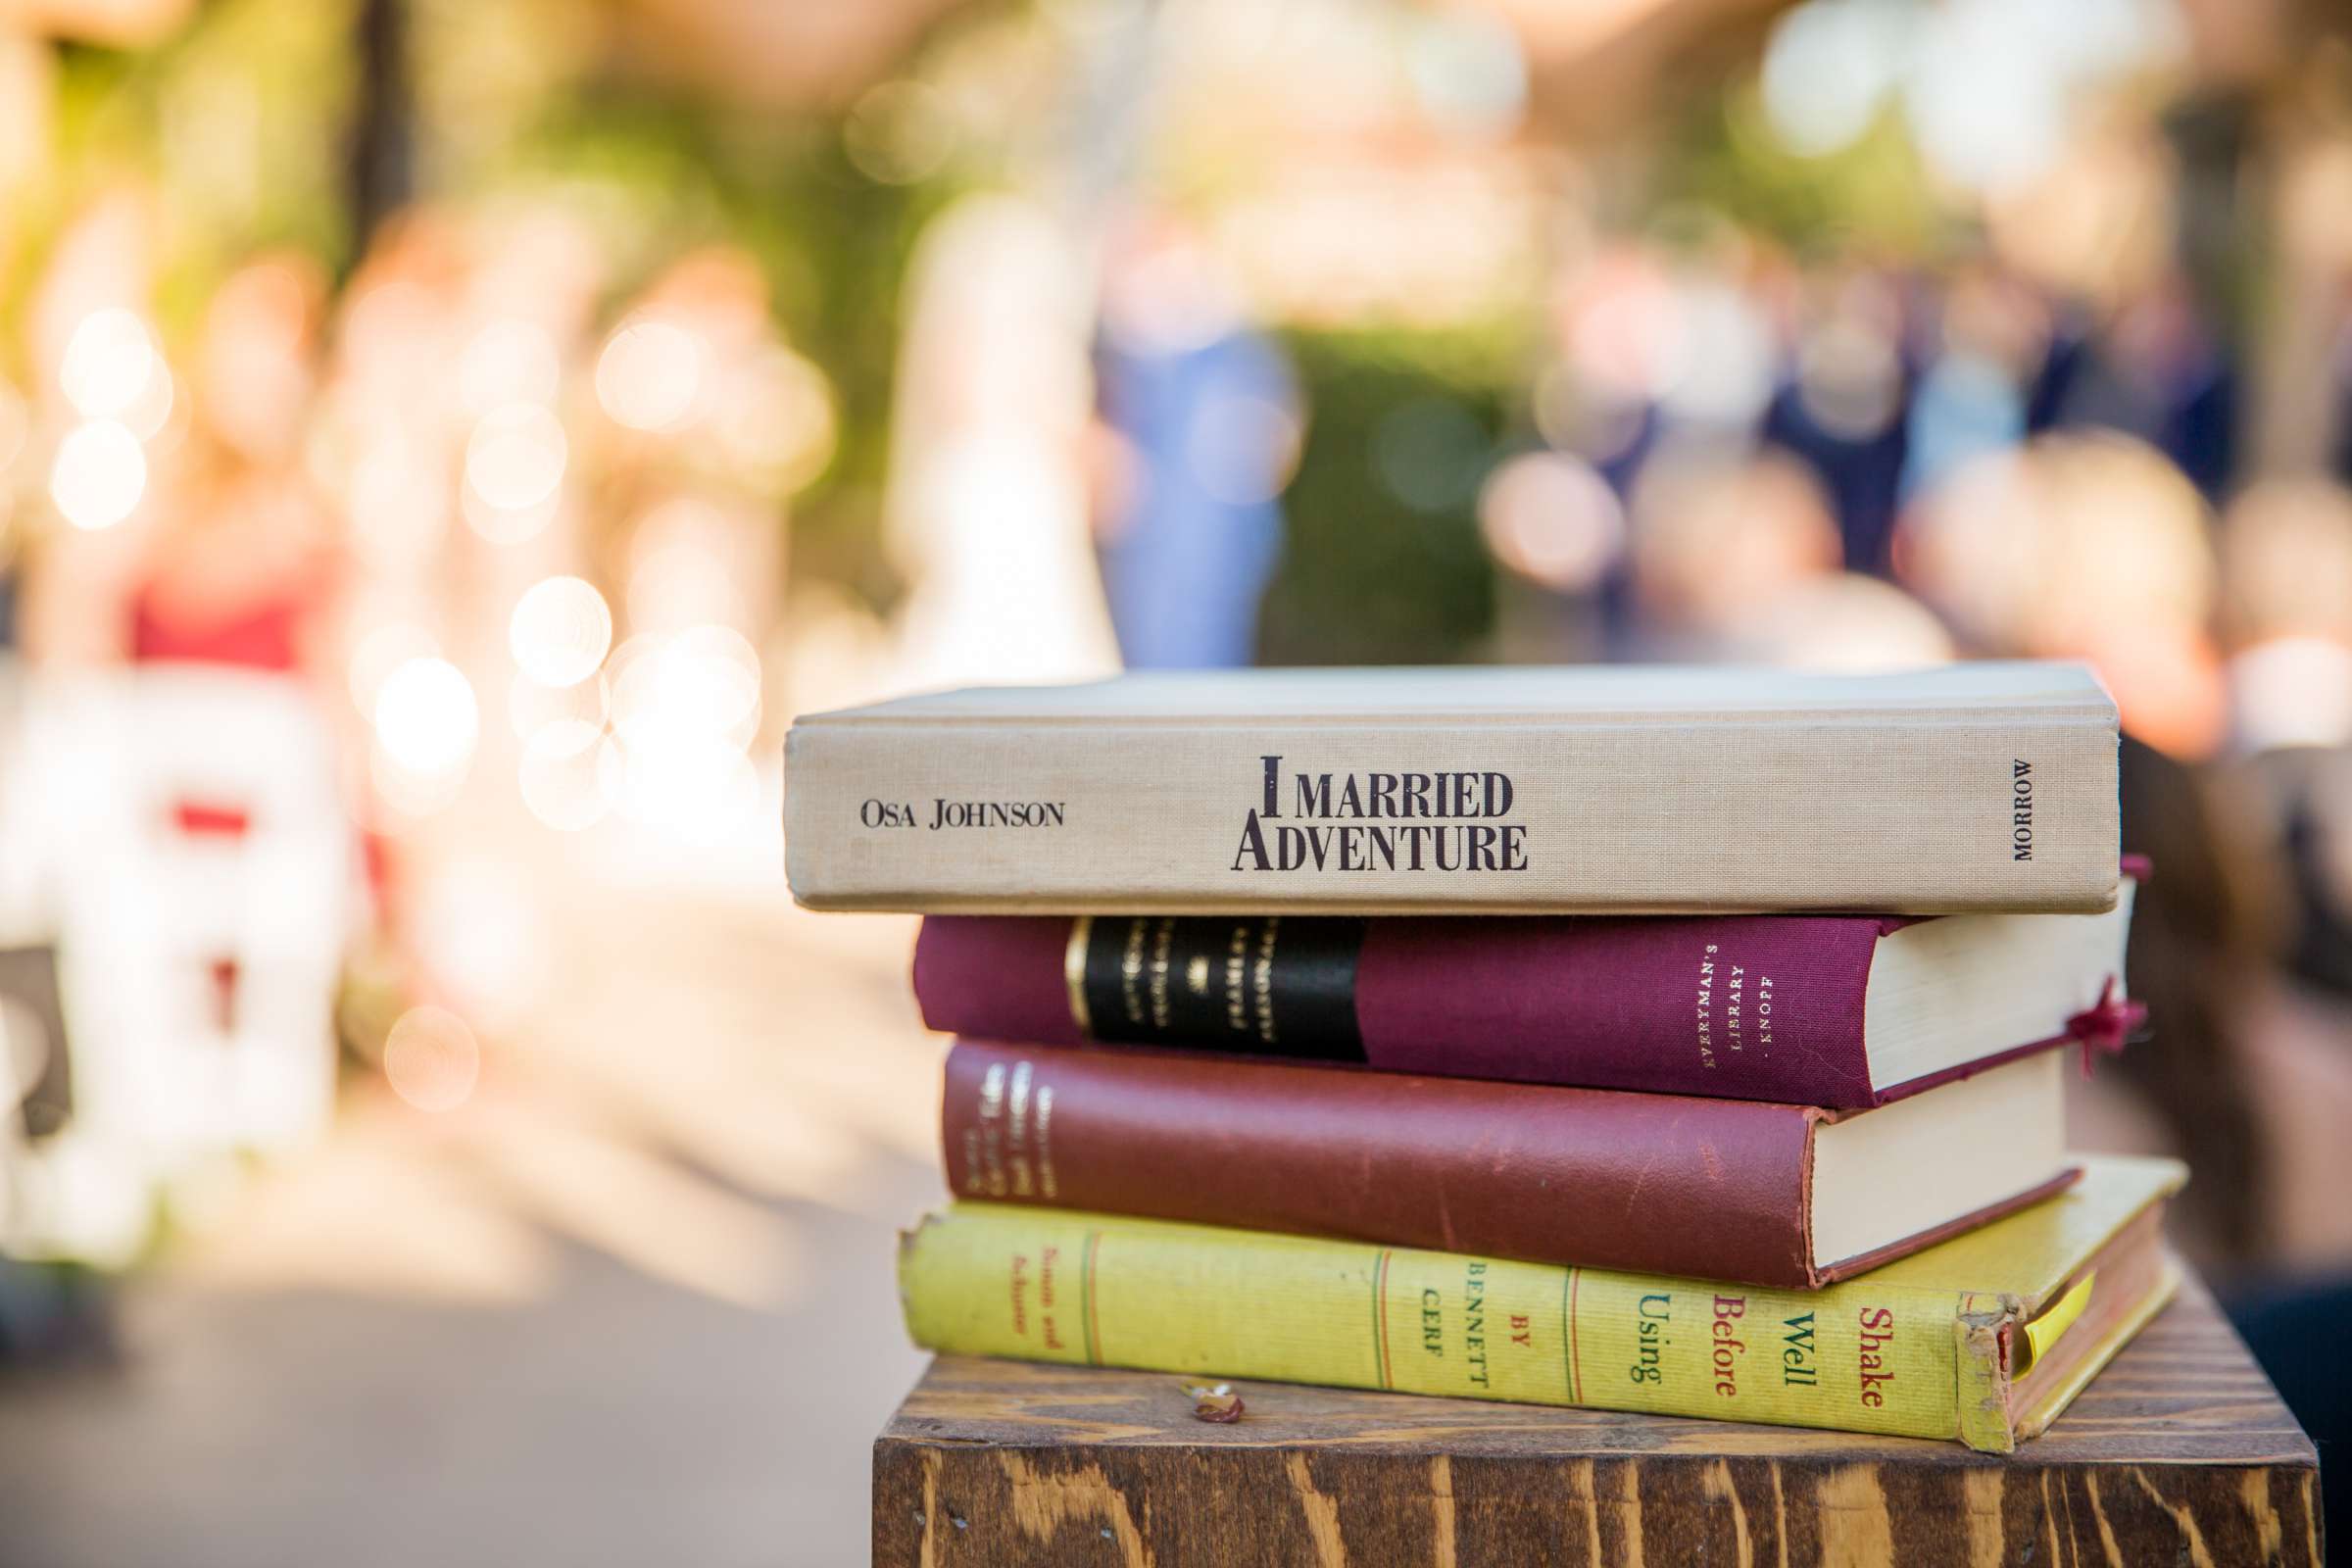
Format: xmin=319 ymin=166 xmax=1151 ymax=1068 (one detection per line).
xmin=872 ymin=1273 xmax=2320 ymax=1565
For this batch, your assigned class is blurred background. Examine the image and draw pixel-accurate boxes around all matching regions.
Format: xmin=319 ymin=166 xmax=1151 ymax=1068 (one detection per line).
xmin=0 ymin=0 xmax=2348 ymax=1560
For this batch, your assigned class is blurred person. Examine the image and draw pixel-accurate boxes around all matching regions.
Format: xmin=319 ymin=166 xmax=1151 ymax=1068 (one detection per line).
xmin=139 ymin=257 xmax=339 ymax=680
xmin=1761 ymin=269 xmax=1913 ymax=575
xmin=1900 ymin=261 xmax=2052 ymax=503
xmin=0 ymin=238 xmax=362 ymax=1263
xmin=1981 ymin=93 xmax=2237 ymax=496
xmin=2030 ymin=270 xmax=2237 ymax=501
xmin=1623 ymin=445 xmax=1840 ymax=659
xmin=1091 ymin=210 xmax=1298 ymax=669
xmin=1537 ymin=238 xmax=1671 ymax=652
xmin=1537 ymin=238 xmax=1666 ymax=493
xmin=109 ymin=255 xmax=356 ymax=1180
xmin=196 ymin=256 xmax=325 ymax=469
xmin=882 ymin=193 xmax=1119 ymax=687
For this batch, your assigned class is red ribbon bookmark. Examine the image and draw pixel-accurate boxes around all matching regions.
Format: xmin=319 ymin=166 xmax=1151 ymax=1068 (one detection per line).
xmin=2065 ymin=976 xmax=2147 ymax=1079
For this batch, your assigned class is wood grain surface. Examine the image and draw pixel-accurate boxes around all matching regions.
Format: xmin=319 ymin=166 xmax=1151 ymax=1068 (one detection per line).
xmin=872 ymin=1272 xmax=2321 ymax=1566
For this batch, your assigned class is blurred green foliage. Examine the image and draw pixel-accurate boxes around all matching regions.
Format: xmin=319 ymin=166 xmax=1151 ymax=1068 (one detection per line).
xmin=5 ymin=0 xmax=358 ymax=351
xmin=487 ymin=90 xmax=955 ymax=607
xmin=1256 ymin=328 xmax=1515 ymax=665
xmin=1662 ymin=82 xmax=1949 ymax=262
xmin=8 ymin=0 xmax=968 ymax=612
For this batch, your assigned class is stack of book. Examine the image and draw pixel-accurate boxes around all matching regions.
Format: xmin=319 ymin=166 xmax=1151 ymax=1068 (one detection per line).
xmin=786 ymin=662 xmax=2185 ymax=1452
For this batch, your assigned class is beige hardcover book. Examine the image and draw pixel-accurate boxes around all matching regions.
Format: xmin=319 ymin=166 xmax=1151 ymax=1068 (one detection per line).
xmin=784 ymin=662 xmax=2120 ymax=914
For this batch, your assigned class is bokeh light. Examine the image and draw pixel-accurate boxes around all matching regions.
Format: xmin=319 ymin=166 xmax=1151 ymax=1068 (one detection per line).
xmin=373 ymin=656 xmax=480 ymax=779
xmin=609 ymin=626 xmax=761 ymax=748
xmin=508 ymin=575 xmax=612 ymax=688
xmin=595 ymin=317 xmax=704 ymax=432
xmin=1405 ymin=7 xmax=1527 ymax=142
xmin=59 ymin=307 xmax=162 ymax=419
xmin=1478 ymin=452 xmax=1626 ymax=594
xmin=843 ymin=80 xmax=957 ymax=185
xmin=1652 ymin=281 xmax=1777 ymax=427
xmin=461 ymin=482 xmax=559 ymax=546
xmin=596 ymin=622 xmax=764 ymax=843
xmin=1760 ymin=0 xmax=1907 ymax=158
xmin=465 ymin=402 xmax=568 ymax=515
xmin=712 ymin=347 xmax=835 ymax=491
xmin=49 ymin=419 xmax=147 ymax=529
xmin=118 ymin=359 xmax=174 ymax=441
xmin=1793 ymin=318 xmax=1905 ymax=441
xmin=382 ymin=1005 xmax=480 ymax=1113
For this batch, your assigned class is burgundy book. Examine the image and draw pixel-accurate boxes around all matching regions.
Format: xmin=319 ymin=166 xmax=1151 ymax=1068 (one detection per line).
xmin=942 ymin=1040 xmax=2080 ymax=1289
xmin=913 ymin=875 xmax=2139 ymax=1110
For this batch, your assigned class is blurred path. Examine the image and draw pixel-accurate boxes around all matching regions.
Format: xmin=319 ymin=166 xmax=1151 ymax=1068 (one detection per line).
xmin=0 ymin=875 xmax=943 ymax=1568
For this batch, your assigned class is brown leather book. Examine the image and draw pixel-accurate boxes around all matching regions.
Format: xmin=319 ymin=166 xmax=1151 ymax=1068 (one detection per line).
xmin=941 ymin=1039 xmax=2078 ymax=1290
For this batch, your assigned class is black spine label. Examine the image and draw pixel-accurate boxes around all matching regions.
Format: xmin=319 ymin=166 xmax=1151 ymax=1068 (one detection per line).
xmin=1072 ymin=916 xmax=1366 ymax=1061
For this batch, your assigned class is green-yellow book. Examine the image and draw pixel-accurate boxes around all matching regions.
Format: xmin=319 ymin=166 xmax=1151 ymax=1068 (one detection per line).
xmin=898 ymin=1154 xmax=2184 ymax=1452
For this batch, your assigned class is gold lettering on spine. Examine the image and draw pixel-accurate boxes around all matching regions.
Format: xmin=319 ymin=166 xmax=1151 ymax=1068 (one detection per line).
xmin=1224 ymin=923 xmax=1250 ymax=1034
xmin=1119 ymin=919 xmax=1150 ymax=1028
xmin=1063 ymin=917 xmax=1094 ymax=1035
xmin=1006 ymin=1060 xmax=1034 ymax=1197
xmin=997 ymin=1059 xmax=1057 ymax=1200
xmin=1252 ymin=916 xmax=1281 ymax=1045
xmin=974 ymin=1062 xmax=1008 ymax=1197
xmin=1033 ymin=1084 xmax=1057 ymax=1199
xmin=1149 ymin=918 xmax=1176 ymax=1029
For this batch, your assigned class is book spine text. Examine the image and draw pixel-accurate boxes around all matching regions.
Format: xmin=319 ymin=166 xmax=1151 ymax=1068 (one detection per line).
xmin=914 ymin=912 xmax=1882 ymax=1104
xmin=788 ymin=715 xmax=2120 ymax=913
xmin=899 ymin=1204 xmax=1976 ymax=1446
xmin=940 ymin=1040 xmax=1822 ymax=1286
